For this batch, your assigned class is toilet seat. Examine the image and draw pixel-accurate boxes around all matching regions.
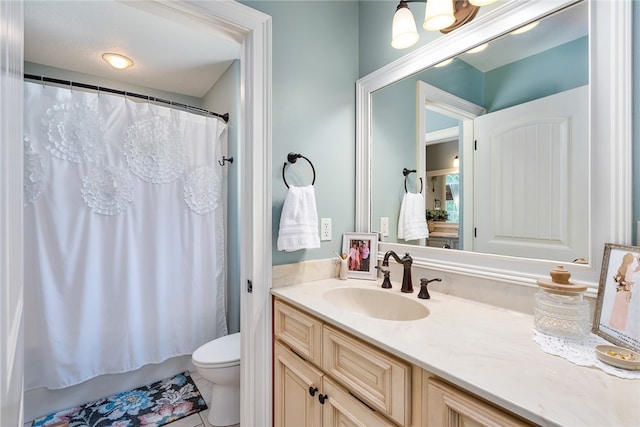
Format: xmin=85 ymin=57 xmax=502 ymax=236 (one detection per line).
xmin=192 ymin=332 xmax=240 ymax=368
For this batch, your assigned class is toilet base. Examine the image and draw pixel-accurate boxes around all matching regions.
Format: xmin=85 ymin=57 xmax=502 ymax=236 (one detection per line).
xmin=208 ymin=383 xmax=240 ymax=426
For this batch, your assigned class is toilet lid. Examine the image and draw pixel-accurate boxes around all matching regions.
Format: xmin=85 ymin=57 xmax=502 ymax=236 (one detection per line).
xmin=192 ymin=332 xmax=240 ymax=366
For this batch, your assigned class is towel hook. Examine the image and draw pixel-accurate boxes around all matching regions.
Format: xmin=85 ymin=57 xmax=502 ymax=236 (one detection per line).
xmin=282 ymin=152 xmax=316 ymax=188
xmin=218 ymin=156 xmax=234 ymax=166
xmin=403 ymin=168 xmax=423 ymax=193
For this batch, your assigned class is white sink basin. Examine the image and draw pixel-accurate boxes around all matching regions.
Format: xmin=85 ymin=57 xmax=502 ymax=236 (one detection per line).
xmin=323 ymin=287 xmax=429 ymax=321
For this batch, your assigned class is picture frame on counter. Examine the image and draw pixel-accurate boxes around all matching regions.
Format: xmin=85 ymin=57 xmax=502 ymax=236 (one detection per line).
xmin=342 ymin=232 xmax=378 ymax=280
xmin=592 ymin=243 xmax=640 ymax=352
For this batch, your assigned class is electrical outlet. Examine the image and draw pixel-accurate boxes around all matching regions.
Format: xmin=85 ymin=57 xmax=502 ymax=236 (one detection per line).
xmin=320 ymin=218 xmax=332 ymax=241
xmin=381 ymin=217 xmax=389 ymax=237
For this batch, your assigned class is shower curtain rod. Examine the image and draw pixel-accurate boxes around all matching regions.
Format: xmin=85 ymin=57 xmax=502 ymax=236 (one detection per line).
xmin=24 ymin=73 xmax=229 ymax=123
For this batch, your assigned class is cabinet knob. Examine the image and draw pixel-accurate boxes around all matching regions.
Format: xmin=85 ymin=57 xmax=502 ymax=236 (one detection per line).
xmin=309 ymin=386 xmax=318 ymax=397
xmin=318 ymin=393 xmax=329 ymax=404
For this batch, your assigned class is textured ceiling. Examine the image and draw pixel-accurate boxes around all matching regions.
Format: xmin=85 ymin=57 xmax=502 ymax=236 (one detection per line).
xmin=24 ymin=1 xmax=242 ymax=98
xmin=24 ymin=1 xmax=587 ymax=97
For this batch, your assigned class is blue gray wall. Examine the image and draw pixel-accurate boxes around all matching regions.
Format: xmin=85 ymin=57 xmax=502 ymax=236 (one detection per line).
xmin=241 ymin=1 xmax=359 ymax=266
xmin=202 ymin=60 xmax=241 ymax=334
xmin=245 ymin=0 xmax=637 ymax=264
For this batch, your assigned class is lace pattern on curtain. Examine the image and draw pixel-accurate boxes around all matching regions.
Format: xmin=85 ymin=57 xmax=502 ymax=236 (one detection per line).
xmin=23 ymin=81 xmax=228 ymax=390
xmin=124 ymin=116 xmax=186 ymax=184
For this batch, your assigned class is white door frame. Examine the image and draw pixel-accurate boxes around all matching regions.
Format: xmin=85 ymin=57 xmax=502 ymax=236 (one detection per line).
xmin=1 ymin=1 xmax=273 ymax=425
xmin=153 ymin=3 xmax=274 ymax=425
xmin=1 ymin=0 xmax=25 ymax=425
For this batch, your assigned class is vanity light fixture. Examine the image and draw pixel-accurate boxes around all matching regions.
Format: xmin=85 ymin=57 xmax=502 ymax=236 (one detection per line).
xmin=392 ymin=1 xmax=421 ymax=49
xmin=510 ymin=21 xmax=539 ymax=35
xmin=434 ymin=58 xmax=454 ymax=67
xmin=102 ymin=53 xmax=134 ymax=70
xmin=392 ymin=0 xmax=490 ymax=49
xmin=468 ymin=0 xmax=497 ymax=6
xmin=467 ymin=42 xmax=488 ymax=53
xmin=453 ymin=155 xmax=459 ymax=167
xmin=423 ymin=0 xmax=455 ymax=31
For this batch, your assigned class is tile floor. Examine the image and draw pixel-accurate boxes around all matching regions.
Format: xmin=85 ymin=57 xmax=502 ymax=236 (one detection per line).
xmin=175 ymin=371 xmax=240 ymax=427
xmin=24 ymin=371 xmax=239 ymax=427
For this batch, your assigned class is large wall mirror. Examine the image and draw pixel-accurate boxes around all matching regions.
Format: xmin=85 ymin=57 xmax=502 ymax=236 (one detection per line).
xmin=357 ymin=0 xmax=632 ymax=289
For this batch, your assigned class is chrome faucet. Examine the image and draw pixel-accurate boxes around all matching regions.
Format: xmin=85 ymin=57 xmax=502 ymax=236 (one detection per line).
xmin=382 ymin=251 xmax=413 ymax=293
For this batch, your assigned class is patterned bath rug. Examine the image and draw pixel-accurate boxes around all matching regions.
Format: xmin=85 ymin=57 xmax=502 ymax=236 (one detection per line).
xmin=32 ymin=371 xmax=207 ymax=427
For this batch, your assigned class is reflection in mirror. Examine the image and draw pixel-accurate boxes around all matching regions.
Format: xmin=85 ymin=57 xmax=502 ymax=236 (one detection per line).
xmin=371 ymin=1 xmax=589 ymax=263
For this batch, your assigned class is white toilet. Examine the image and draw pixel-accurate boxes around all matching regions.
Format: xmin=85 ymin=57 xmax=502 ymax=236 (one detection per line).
xmin=192 ymin=332 xmax=241 ymax=426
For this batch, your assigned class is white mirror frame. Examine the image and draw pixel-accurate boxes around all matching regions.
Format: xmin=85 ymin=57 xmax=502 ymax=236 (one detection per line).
xmin=356 ymin=0 xmax=632 ymax=291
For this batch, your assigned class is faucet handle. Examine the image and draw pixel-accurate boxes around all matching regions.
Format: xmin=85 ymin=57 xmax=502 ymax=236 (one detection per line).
xmin=375 ymin=266 xmax=392 ymax=289
xmin=418 ymin=277 xmax=441 ymax=299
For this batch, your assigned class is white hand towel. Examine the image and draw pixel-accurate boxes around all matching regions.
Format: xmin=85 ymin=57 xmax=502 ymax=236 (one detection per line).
xmin=398 ymin=193 xmax=429 ymax=241
xmin=277 ymin=185 xmax=321 ymax=252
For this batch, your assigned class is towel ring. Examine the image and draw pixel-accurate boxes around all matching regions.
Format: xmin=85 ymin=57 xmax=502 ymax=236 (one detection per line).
xmin=403 ymin=168 xmax=423 ymax=194
xmin=282 ymin=152 xmax=316 ymax=188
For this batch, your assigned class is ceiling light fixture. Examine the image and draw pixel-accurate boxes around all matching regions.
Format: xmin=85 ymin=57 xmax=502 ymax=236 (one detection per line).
xmin=392 ymin=0 xmax=492 ymax=49
xmin=102 ymin=53 xmax=134 ymax=70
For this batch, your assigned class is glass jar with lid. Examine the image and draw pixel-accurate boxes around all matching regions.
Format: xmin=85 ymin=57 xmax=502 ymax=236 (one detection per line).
xmin=533 ymin=266 xmax=590 ymax=339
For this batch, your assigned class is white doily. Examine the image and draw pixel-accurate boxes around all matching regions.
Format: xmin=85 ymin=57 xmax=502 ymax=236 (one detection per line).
xmin=124 ymin=116 xmax=186 ymax=184
xmin=43 ymin=102 xmax=105 ymax=163
xmin=81 ymin=165 xmax=134 ymax=215
xmin=184 ymin=166 xmax=221 ymax=215
xmin=533 ymin=330 xmax=640 ymax=380
xmin=23 ymin=136 xmax=45 ymax=205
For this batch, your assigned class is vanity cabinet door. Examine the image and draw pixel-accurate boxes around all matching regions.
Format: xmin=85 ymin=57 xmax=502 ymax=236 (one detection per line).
xmin=274 ymin=300 xmax=323 ymax=367
xmin=426 ymin=378 xmax=531 ymax=427
xmin=321 ymin=376 xmax=396 ymax=427
xmin=274 ymin=340 xmax=323 ymax=427
xmin=323 ymin=325 xmax=411 ymax=426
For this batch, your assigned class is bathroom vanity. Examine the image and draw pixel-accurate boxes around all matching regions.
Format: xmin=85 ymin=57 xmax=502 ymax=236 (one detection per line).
xmin=271 ymin=278 xmax=639 ymax=427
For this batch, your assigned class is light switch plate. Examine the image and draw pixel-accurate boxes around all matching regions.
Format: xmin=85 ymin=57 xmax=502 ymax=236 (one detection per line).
xmin=381 ymin=217 xmax=389 ymax=237
xmin=321 ymin=218 xmax=332 ymax=241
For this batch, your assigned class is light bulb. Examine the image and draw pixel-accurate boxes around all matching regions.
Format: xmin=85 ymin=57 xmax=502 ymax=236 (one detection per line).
xmin=510 ymin=21 xmax=539 ymax=35
xmin=102 ymin=53 xmax=133 ymax=70
xmin=467 ymin=43 xmax=488 ymax=53
xmin=392 ymin=1 xmax=420 ymax=49
xmin=424 ymin=0 xmax=455 ymax=31
xmin=469 ymin=0 xmax=497 ymax=6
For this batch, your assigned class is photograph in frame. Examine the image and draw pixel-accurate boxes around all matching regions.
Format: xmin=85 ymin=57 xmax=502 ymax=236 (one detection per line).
xmin=592 ymin=243 xmax=640 ymax=352
xmin=341 ymin=232 xmax=378 ymax=280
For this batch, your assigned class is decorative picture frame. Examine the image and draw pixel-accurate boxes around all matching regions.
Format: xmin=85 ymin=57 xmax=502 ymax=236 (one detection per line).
xmin=592 ymin=243 xmax=640 ymax=352
xmin=341 ymin=232 xmax=378 ymax=280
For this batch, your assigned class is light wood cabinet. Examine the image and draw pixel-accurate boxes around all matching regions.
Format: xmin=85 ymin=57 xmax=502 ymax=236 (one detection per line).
xmin=274 ymin=340 xmax=323 ymax=427
xmin=426 ymin=377 xmax=532 ymax=427
xmin=274 ymin=299 xmax=406 ymax=427
xmin=323 ymin=325 xmax=411 ymax=426
xmin=274 ymin=297 xmax=533 ymax=427
xmin=321 ymin=376 xmax=396 ymax=427
xmin=274 ymin=299 xmax=323 ymax=367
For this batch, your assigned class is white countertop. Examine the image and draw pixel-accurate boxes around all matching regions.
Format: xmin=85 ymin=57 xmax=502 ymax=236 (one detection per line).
xmin=271 ymin=278 xmax=640 ymax=427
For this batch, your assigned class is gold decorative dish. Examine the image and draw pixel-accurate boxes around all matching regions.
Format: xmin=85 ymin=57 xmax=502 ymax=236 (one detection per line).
xmin=595 ymin=345 xmax=640 ymax=370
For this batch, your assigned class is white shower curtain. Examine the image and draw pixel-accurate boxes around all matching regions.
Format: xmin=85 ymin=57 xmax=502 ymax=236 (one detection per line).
xmin=23 ymin=81 xmax=228 ymax=390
